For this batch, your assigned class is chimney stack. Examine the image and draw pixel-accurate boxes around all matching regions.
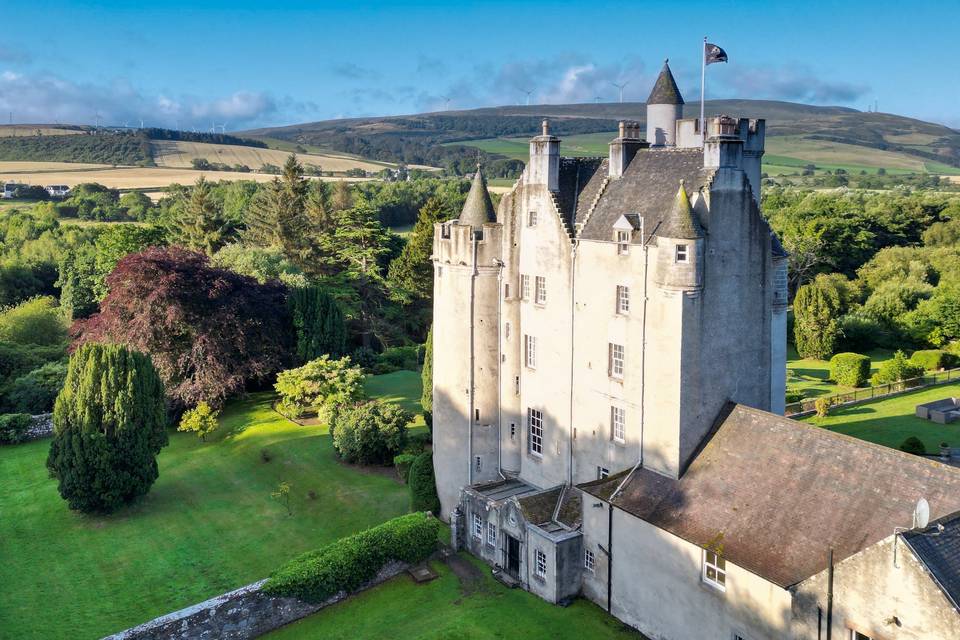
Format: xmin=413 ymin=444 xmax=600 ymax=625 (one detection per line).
xmin=528 ymin=118 xmax=560 ymax=190
xmin=609 ymin=120 xmax=649 ymax=178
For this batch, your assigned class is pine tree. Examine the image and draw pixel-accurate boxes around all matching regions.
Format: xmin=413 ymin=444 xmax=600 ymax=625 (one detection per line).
xmin=170 ymin=176 xmax=232 ymax=254
xmin=421 ymin=326 xmax=433 ymax=431
xmin=288 ymin=286 xmax=348 ymax=362
xmin=46 ymin=343 xmax=168 ymax=513
xmin=387 ymin=197 xmax=446 ymax=305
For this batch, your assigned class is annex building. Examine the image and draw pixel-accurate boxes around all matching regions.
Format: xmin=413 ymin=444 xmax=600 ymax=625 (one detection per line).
xmin=431 ymin=61 xmax=960 ymax=639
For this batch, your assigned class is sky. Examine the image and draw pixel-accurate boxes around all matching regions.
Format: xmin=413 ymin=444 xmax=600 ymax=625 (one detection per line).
xmin=0 ymin=0 xmax=957 ymax=132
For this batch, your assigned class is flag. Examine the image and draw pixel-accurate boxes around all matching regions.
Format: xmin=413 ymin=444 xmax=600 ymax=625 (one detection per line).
xmin=705 ymin=43 xmax=728 ymax=65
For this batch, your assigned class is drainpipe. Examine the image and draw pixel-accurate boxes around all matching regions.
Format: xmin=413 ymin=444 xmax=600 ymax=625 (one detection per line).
xmin=606 ymin=502 xmax=614 ymax=613
xmin=567 ymin=240 xmax=578 ymax=486
xmin=826 ymin=548 xmax=834 ymax=640
xmin=638 ymin=235 xmax=650 ymax=467
xmin=495 ymin=257 xmax=506 ymax=480
xmin=468 ymin=234 xmax=478 ymax=486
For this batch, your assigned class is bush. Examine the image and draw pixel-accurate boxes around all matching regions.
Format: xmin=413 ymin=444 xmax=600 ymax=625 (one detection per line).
xmin=177 ymin=401 xmax=220 ymax=441
xmin=0 ymin=341 xmax=66 ymax=386
xmin=288 ymin=286 xmax=348 ymax=363
xmin=794 ymin=281 xmax=841 ymax=360
xmin=0 ymin=413 xmax=33 ymax=444
xmin=785 ymin=387 xmax=804 ymax=404
xmin=0 ymin=296 xmax=68 ymax=346
xmin=829 ymin=353 xmax=871 ymax=388
xmin=262 ymin=512 xmax=439 ymax=603
xmin=3 ymin=361 xmax=68 ymax=413
xmin=274 ymin=355 xmax=365 ymax=420
xmin=909 ymin=350 xmax=959 ymax=372
xmin=837 ymin=314 xmax=895 ymax=352
xmin=814 ymin=397 xmax=832 ymax=418
xmin=46 ymin=343 xmax=168 ymax=513
xmin=871 ymin=350 xmax=925 ymax=386
xmin=899 ymin=436 xmax=926 ymax=455
xmin=393 ymin=453 xmax=417 ymax=483
xmin=330 ymin=400 xmax=410 ymax=464
xmin=349 ymin=347 xmax=378 ymax=370
xmin=371 ymin=346 xmax=419 ymax=374
xmin=409 ymin=452 xmax=440 ymax=514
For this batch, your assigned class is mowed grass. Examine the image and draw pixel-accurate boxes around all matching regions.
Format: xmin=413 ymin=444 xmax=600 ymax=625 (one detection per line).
xmin=800 ymin=380 xmax=960 ymax=451
xmin=0 ymin=376 xmax=422 ymax=640
xmin=265 ymin=555 xmax=642 ymax=640
xmin=787 ymin=346 xmax=895 ymax=398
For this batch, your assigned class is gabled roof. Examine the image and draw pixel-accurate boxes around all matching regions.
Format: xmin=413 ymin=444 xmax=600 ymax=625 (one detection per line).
xmin=581 ymin=403 xmax=960 ymax=588
xmin=459 ymin=167 xmax=497 ymax=227
xmin=659 ymin=182 xmax=703 ymax=239
xmin=646 ymin=61 xmax=685 ymax=105
xmin=904 ymin=511 xmax=960 ymax=611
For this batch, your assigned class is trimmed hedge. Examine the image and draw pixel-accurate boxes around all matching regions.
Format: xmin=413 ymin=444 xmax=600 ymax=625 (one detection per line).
xmin=829 ymin=352 xmax=871 ymax=387
xmin=262 ymin=512 xmax=440 ymax=602
xmin=393 ymin=453 xmax=417 ymax=483
xmin=409 ymin=452 xmax=440 ymax=514
xmin=0 ymin=413 xmax=32 ymax=444
xmin=910 ymin=350 xmax=959 ymax=372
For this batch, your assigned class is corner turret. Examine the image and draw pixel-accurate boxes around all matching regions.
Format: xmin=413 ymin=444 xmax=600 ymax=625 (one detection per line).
xmin=655 ymin=182 xmax=703 ymax=291
xmin=459 ymin=166 xmax=497 ymax=228
xmin=646 ymin=60 xmax=684 ymax=147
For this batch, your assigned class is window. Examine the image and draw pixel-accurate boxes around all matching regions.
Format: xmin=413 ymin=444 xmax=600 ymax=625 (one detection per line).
xmin=534 ymin=549 xmax=547 ymax=578
xmin=528 ymin=210 xmax=538 ymax=227
xmin=510 ymin=423 xmax=516 ymax=439
xmin=584 ymin=548 xmax=596 ymax=573
xmin=525 ymin=335 xmax=537 ymax=369
xmin=616 ymin=230 xmax=630 ymax=255
xmin=514 ymin=376 xmax=520 ymax=395
xmin=528 ymin=408 xmax=543 ymax=456
xmin=437 ymin=266 xmax=443 ymax=278
xmin=473 ymin=513 xmax=483 ymax=540
xmin=504 ymin=283 xmax=510 ymax=298
xmin=475 ymin=455 xmax=482 ymax=472
xmin=616 ymin=285 xmax=630 ymax=314
xmin=505 ymin=322 xmax=511 ymax=340
xmin=611 ymin=406 xmax=626 ymax=443
xmin=535 ymin=276 xmax=547 ymax=305
xmin=849 ymin=633 xmax=873 ymax=640
xmin=597 ymin=466 xmax=609 ymax=480
xmin=702 ymin=549 xmax=726 ymax=590
xmin=487 ymin=522 xmax=497 ymax=547
xmin=521 ymin=275 xmax=531 ymax=300
xmin=609 ymin=343 xmax=625 ymax=379
xmin=475 ymin=409 xmax=480 ymax=422
xmin=675 ymin=243 xmax=689 ymax=263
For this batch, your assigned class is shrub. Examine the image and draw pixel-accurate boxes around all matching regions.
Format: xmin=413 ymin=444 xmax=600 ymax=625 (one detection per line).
xmin=785 ymin=387 xmax=804 ymax=404
xmin=46 ymin=343 xmax=168 ymax=513
xmin=829 ymin=353 xmax=871 ymax=387
xmin=0 ymin=341 xmax=67 ymax=387
xmin=871 ymin=350 xmax=925 ymax=386
xmin=177 ymin=401 xmax=220 ymax=441
xmin=899 ymin=436 xmax=926 ymax=455
xmin=288 ymin=286 xmax=347 ymax=363
xmin=909 ymin=349 xmax=959 ymax=372
xmin=0 ymin=296 xmax=68 ymax=346
xmin=837 ymin=314 xmax=895 ymax=352
xmin=350 ymin=347 xmax=378 ymax=370
xmin=409 ymin=452 xmax=440 ymax=514
xmin=393 ymin=453 xmax=417 ymax=483
xmin=0 ymin=413 xmax=33 ymax=444
xmin=330 ymin=400 xmax=410 ymax=465
xmin=3 ymin=361 xmax=68 ymax=413
xmin=814 ymin=397 xmax=832 ymax=418
xmin=274 ymin=355 xmax=365 ymax=420
xmin=262 ymin=512 xmax=439 ymax=603
xmin=794 ymin=281 xmax=841 ymax=360
xmin=371 ymin=346 xmax=419 ymax=374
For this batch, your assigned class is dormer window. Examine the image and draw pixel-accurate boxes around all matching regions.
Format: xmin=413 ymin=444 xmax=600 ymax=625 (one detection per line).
xmin=616 ymin=230 xmax=630 ymax=255
xmin=675 ymin=244 xmax=689 ymax=263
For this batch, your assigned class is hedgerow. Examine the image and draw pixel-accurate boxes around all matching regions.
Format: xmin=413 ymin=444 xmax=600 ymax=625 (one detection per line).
xmin=829 ymin=352 xmax=871 ymax=387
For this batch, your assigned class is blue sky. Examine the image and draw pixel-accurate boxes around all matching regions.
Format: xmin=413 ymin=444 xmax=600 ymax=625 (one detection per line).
xmin=0 ymin=0 xmax=956 ymax=131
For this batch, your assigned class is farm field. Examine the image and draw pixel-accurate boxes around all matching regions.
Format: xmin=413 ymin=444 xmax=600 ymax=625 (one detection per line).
xmin=0 ymin=372 xmax=424 ymax=640
xmin=800 ymin=380 xmax=960 ymax=452
xmin=0 ymin=126 xmax=85 ymax=137
xmin=787 ymin=346 xmax=895 ymax=399
xmin=151 ymin=140 xmax=392 ymax=172
xmin=265 ymin=554 xmax=643 ymax=640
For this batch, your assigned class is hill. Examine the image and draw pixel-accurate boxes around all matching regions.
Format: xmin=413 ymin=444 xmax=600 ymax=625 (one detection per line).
xmin=151 ymin=140 xmax=391 ymax=173
xmin=243 ymin=100 xmax=960 ymax=176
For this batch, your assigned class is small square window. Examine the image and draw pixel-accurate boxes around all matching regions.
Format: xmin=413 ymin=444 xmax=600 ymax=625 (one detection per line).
xmin=597 ymin=466 xmax=609 ymax=480
xmin=675 ymin=244 xmax=689 ymax=263
xmin=616 ymin=230 xmax=630 ymax=255
xmin=584 ymin=548 xmax=595 ymax=573
xmin=528 ymin=210 xmax=538 ymax=227
xmin=534 ymin=549 xmax=547 ymax=578
xmin=609 ymin=343 xmax=625 ymax=379
xmin=611 ymin=406 xmax=625 ymax=443
xmin=525 ymin=335 xmax=537 ymax=369
xmin=616 ymin=285 xmax=630 ymax=315
xmin=702 ymin=549 xmax=726 ymax=591
xmin=521 ymin=275 xmax=531 ymax=300
xmin=472 ymin=513 xmax=483 ymax=540
xmin=535 ymin=276 xmax=547 ymax=305
xmin=487 ymin=522 xmax=497 ymax=547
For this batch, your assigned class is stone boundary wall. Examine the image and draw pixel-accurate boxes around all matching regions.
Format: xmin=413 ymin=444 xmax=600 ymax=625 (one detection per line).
xmin=25 ymin=413 xmax=53 ymax=441
xmin=101 ymin=560 xmax=409 ymax=640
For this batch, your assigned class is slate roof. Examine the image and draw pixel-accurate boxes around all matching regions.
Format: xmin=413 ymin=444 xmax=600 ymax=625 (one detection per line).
xmin=459 ymin=167 xmax=497 ymax=227
xmin=552 ymin=157 xmax=606 ymax=230
xmin=581 ymin=403 xmax=960 ymax=588
xmin=659 ymin=182 xmax=703 ymax=239
xmin=578 ymin=148 xmax=712 ymax=241
xmin=904 ymin=511 xmax=960 ymax=610
xmin=646 ymin=61 xmax=685 ymax=105
xmin=518 ymin=487 xmax=563 ymax=526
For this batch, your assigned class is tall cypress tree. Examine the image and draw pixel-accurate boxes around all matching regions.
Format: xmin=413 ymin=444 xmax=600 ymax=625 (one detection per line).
xmin=421 ymin=326 xmax=433 ymax=431
xmin=794 ymin=281 xmax=841 ymax=359
xmin=46 ymin=343 xmax=168 ymax=513
xmin=288 ymin=286 xmax=348 ymax=362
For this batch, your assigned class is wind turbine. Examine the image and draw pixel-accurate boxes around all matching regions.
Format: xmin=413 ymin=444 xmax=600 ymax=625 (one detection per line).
xmin=594 ymin=96 xmax=601 ymax=104
xmin=612 ymin=81 xmax=629 ymax=104
xmin=524 ymin=89 xmax=534 ymax=106
xmin=219 ymin=123 xmax=227 ymax=134
xmin=440 ymin=96 xmax=451 ymax=110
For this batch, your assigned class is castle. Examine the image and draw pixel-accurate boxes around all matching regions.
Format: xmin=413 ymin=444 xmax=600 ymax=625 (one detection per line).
xmin=431 ymin=62 xmax=960 ymax=639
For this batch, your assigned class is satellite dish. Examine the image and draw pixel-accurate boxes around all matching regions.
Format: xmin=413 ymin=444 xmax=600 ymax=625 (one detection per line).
xmin=914 ymin=498 xmax=930 ymax=529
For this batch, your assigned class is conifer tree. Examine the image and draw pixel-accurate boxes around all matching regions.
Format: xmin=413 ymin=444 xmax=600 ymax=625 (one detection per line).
xmin=288 ymin=285 xmax=348 ymax=362
xmin=46 ymin=343 xmax=168 ymax=513
xmin=421 ymin=326 xmax=433 ymax=431
xmin=387 ymin=197 xmax=446 ymax=305
xmin=169 ymin=176 xmax=233 ymax=254
xmin=794 ymin=280 xmax=841 ymax=359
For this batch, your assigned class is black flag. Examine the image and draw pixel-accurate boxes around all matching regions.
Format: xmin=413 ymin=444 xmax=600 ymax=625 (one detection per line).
xmin=705 ymin=43 xmax=728 ymax=65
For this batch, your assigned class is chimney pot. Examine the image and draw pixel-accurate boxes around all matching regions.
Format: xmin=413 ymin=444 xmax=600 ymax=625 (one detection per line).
xmin=618 ymin=121 xmax=626 ymax=138
xmin=541 ymin=119 xmax=550 ymax=136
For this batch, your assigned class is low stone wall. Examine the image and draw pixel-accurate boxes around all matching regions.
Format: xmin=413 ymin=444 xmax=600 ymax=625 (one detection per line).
xmin=102 ymin=560 xmax=409 ymax=640
xmin=25 ymin=413 xmax=53 ymax=440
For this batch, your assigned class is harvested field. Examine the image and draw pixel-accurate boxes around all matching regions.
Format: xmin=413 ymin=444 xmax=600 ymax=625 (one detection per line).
xmin=151 ymin=140 xmax=390 ymax=172
xmin=0 ymin=126 xmax=85 ymax=137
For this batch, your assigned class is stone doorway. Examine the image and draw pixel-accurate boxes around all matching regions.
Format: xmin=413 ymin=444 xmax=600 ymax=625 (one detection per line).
xmin=506 ymin=535 xmax=521 ymax=577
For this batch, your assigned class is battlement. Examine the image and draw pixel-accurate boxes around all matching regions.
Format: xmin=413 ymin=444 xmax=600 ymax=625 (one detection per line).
xmin=434 ymin=221 xmax=503 ymax=267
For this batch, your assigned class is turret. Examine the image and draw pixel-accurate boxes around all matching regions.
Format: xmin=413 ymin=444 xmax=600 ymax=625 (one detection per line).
xmin=645 ymin=60 xmax=684 ymax=147
xmin=654 ymin=182 xmax=703 ymax=290
xmin=528 ymin=119 xmax=560 ymax=190
xmin=608 ymin=121 xmax=648 ymax=178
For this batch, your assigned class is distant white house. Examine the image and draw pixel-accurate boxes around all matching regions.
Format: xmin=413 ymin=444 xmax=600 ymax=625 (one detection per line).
xmin=2 ymin=182 xmax=20 ymax=198
xmin=45 ymin=184 xmax=70 ymax=198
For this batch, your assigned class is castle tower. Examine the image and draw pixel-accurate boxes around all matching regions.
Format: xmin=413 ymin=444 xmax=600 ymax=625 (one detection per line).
xmin=432 ymin=168 xmax=503 ymax=520
xmin=645 ymin=60 xmax=684 ymax=147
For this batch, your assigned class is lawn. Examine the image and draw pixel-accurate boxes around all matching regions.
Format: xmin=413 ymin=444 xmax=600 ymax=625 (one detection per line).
xmin=800 ymin=380 xmax=960 ymax=452
xmin=787 ymin=346 xmax=895 ymax=399
xmin=0 ymin=372 xmax=424 ymax=640
xmin=265 ymin=554 xmax=643 ymax=640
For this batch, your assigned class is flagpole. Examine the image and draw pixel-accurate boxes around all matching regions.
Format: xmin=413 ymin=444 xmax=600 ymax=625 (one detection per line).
xmin=700 ymin=36 xmax=707 ymax=144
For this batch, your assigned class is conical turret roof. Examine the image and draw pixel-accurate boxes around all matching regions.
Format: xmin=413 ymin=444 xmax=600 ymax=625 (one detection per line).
xmin=646 ymin=60 xmax=685 ymax=105
xmin=459 ymin=167 xmax=497 ymax=227
xmin=660 ymin=182 xmax=703 ymax=239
